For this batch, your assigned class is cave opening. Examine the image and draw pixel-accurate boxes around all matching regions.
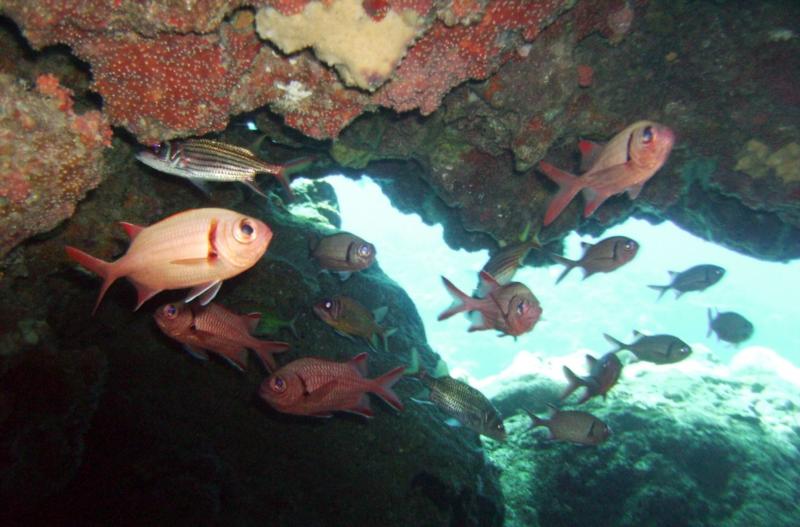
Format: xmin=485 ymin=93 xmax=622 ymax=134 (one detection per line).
xmin=315 ymin=174 xmax=800 ymax=383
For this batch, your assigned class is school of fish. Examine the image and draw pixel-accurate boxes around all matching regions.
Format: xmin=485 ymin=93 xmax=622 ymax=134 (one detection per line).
xmin=64 ymin=119 xmax=753 ymax=451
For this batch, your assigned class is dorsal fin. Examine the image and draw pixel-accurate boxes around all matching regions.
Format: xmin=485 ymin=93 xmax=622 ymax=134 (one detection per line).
xmin=120 ymin=222 xmax=145 ymax=240
xmin=578 ymin=139 xmax=604 ymax=172
xmin=348 ymin=352 xmax=369 ymax=377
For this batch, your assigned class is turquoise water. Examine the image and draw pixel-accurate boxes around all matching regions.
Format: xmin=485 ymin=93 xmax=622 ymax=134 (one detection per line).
xmin=325 ymin=175 xmax=800 ymax=379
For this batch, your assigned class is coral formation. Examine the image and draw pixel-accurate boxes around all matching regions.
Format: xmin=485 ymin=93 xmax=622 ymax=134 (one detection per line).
xmin=0 ymin=73 xmax=111 ymax=259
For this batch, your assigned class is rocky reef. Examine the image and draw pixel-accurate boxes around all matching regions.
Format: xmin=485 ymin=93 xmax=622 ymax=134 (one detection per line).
xmin=485 ymin=347 xmax=800 ymax=527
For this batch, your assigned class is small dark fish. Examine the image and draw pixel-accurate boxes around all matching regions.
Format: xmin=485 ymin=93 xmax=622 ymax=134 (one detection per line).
xmin=417 ymin=370 xmax=506 ymax=441
xmin=526 ymin=405 xmax=611 ymax=445
xmin=648 ymin=264 xmax=725 ymax=300
xmin=136 ymin=138 xmax=313 ymax=199
xmin=561 ymin=353 xmax=622 ymax=404
xmin=309 ymin=232 xmax=376 ymax=280
xmin=551 ymin=236 xmax=639 ymax=284
xmin=313 ymin=296 xmax=396 ymax=352
xmin=604 ymin=331 xmax=692 ymax=364
xmin=707 ymin=308 xmax=753 ymax=345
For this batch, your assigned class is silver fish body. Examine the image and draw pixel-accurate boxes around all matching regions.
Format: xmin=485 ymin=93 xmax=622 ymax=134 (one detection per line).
xmin=421 ymin=373 xmax=506 ymax=441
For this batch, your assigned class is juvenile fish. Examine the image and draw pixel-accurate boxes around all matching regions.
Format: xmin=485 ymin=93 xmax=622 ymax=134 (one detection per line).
xmin=136 ymin=138 xmax=313 ymax=199
xmin=65 ymin=208 xmax=272 ymax=314
xmin=561 ymin=352 xmax=622 ymax=404
xmin=417 ymin=370 xmax=506 ymax=441
xmin=707 ymin=308 xmax=753 ymax=345
xmin=551 ymin=236 xmax=639 ymax=284
xmin=539 ymin=121 xmax=675 ymax=225
xmin=313 ymin=296 xmax=397 ymax=352
xmin=154 ymin=301 xmax=289 ymax=372
xmin=526 ymin=405 xmax=611 ymax=445
xmin=309 ymin=231 xmax=376 ymax=280
xmin=648 ymin=264 xmax=725 ymax=300
xmin=258 ymin=353 xmax=405 ymax=418
xmin=604 ymin=331 xmax=692 ymax=364
xmin=439 ymin=271 xmax=542 ymax=337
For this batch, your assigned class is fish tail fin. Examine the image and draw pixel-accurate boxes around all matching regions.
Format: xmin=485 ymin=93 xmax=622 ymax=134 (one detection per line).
xmin=273 ymin=156 xmax=316 ymax=201
xmin=647 ymin=284 xmax=669 ymax=300
xmin=372 ymin=366 xmax=405 ymax=411
xmin=603 ymin=333 xmax=627 ymax=352
xmin=272 ymin=167 xmax=295 ymax=200
xmin=706 ymin=308 xmax=713 ymax=338
xmin=539 ymin=162 xmax=582 ymax=226
xmin=64 ymin=246 xmax=116 ymax=315
xmin=379 ymin=327 xmax=398 ymax=353
xmin=251 ymin=339 xmax=290 ymax=372
xmin=438 ymin=276 xmax=474 ymax=320
xmin=550 ymin=253 xmax=578 ymax=284
xmin=523 ymin=408 xmax=546 ymax=429
xmin=560 ymin=366 xmax=584 ymax=401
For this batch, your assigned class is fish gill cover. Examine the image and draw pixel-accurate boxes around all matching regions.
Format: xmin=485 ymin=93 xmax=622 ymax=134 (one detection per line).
xmin=0 ymin=0 xmax=799 ymax=526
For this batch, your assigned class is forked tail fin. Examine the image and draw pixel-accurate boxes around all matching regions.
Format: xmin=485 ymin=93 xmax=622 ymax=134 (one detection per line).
xmin=64 ymin=246 xmax=115 ymax=315
xmin=438 ymin=276 xmax=474 ymax=321
xmin=647 ymin=284 xmax=670 ymax=300
xmin=372 ymin=366 xmax=405 ymax=411
xmin=539 ymin=162 xmax=582 ymax=226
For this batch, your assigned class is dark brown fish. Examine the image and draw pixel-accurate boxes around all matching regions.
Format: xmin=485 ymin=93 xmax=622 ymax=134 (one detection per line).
xmin=561 ymin=353 xmax=622 ymax=404
xmin=604 ymin=331 xmax=692 ymax=364
xmin=309 ymin=232 xmax=376 ymax=280
xmin=439 ymin=272 xmax=542 ymax=337
xmin=526 ymin=405 xmax=611 ymax=445
xmin=418 ymin=370 xmax=506 ymax=441
xmin=551 ymin=236 xmax=639 ymax=284
xmin=648 ymin=264 xmax=725 ymax=300
xmin=313 ymin=296 xmax=396 ymax=352
xmin=707 ymin=308 xmax=754 ymax=345
xmin=136 ymin=138 xmax=313 ymax=199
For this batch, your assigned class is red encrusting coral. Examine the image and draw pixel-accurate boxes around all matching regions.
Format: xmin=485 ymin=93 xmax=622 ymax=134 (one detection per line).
xmin=0 ymin=73 xmax=112 ymax=258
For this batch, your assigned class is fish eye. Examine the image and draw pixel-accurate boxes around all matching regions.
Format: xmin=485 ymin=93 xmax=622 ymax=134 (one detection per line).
xmin=271 ymin=376 xmax=287 ymax=393
xmin=234 ymin=218 xmax=257 ymax=243
xmin=642 ymin=126 xmax=653 ymax=143
xmin=516 ymin=300 xmax=527 ymax=316
xmin=164 ymin=304 xmax=178 ymax=319
xmin=358 ymin=244 xmax=373 ymax=258
xmin=322 ymin=299 xmax=333 ymax=311
xmin=150 ymin=143 xmax=162 ymax=154
xmin=624 ymin=241 xmax=635 ymax=250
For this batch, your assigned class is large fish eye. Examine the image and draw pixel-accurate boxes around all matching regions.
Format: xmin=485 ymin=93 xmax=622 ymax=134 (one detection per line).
xmin=516 ymin=300 xmax=527 ymax=316
xmin=234 ymin=218 xmax=257 ymax=243
xmin=624 ymin=240 xmax=635 ymax=250
xmin=271 ymin=376 xmax=287 ymax=393
xmin=163 ymin=304 xmax=178 ymax=319
xmin=358 ymin=244 xmax=373 ymax=258
xmin=322 ymin=299 xmax=333 ymax=311
xmin=642 ymin=126 xmax=653 ymax=143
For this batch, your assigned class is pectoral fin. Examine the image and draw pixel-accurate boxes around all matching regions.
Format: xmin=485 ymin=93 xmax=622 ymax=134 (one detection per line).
xmin=185 ymin=280 xmax=222 ymax=305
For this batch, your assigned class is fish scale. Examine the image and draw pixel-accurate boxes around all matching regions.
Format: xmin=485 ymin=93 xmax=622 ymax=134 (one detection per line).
xmin=181 ymin=139 xmax=281 ymax=181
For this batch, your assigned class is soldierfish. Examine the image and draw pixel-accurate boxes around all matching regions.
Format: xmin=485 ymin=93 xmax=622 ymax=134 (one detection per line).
xmin=309 ymin=231 xmax=376 ymax=280
xmin=526 ymin=405 xmax=611 ymax=446
xmin=313 ymin=296 xmax=397 ymax=352
xmin=136 ymin=138 xmax=314 ymax=199
xmin=539 ymin=121 xmax=675 ymax=225
xmin=604 ymin=331 xmax=692 ymax=364
xmin=551 ymin=236 xmax=639 ymax=284
xmin=561 ymin=352 xmax=622 ymax=404
xmin=648 ymin=264 xmax=725 ymax=300
xmin=65 ymin=208 xmax=271 ymax=314
xmin=154 ymin=301 xmax=290 ymax=372
xmin=439 ymin=271 xmax=542 ymax=337
xmin=707 ymin=309 xmax=754 ymax=345
xmin=258 ymin=353 xmax=405 ymax=418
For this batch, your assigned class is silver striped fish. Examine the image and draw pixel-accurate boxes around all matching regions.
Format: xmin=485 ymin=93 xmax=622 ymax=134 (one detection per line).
xmin=475 ymin=238 xmax=540 ymax=297
xmin=136 ymin=138 xmax=313 ymax=199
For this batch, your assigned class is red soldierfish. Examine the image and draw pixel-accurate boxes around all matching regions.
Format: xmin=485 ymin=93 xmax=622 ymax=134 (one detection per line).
xmin=258 ymin=353 xmax=405 ymax=418
xmin=65 ymin=208 xmax=272 ymax=314
xmin=539 ymin=121 xmax=675 ymax=225
xmin=551 ymin=236 xmax=639 ymax=284
xmin=154 ymin=301 xmax=290 ymax=372
xmin=439 ymin=271 xmax=542 ymax=337
xmin=560 ymin=353 xmax=622 ymax=404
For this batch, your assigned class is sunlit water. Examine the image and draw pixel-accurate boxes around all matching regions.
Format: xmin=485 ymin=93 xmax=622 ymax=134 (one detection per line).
xmin=322 ymin=175 xmax=800 ymax=381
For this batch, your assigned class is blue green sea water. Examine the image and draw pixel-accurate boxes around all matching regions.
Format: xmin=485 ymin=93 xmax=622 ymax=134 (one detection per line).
xmin=324 ymin=175 xmax=800 ymax=381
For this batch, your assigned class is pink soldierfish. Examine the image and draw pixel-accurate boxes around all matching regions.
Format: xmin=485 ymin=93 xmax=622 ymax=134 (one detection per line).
xmin=258 ymin=353 xmax=405 ymax=418
xmin=539 ymin=121 xmax=675 ymax=225
xmin=65 ymin=208 xmax=272 ymax=314
xmin=154 ymin=301 xmax=289 ymax=372
xmin=438 ymin=271 xmax=542 ymax=337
